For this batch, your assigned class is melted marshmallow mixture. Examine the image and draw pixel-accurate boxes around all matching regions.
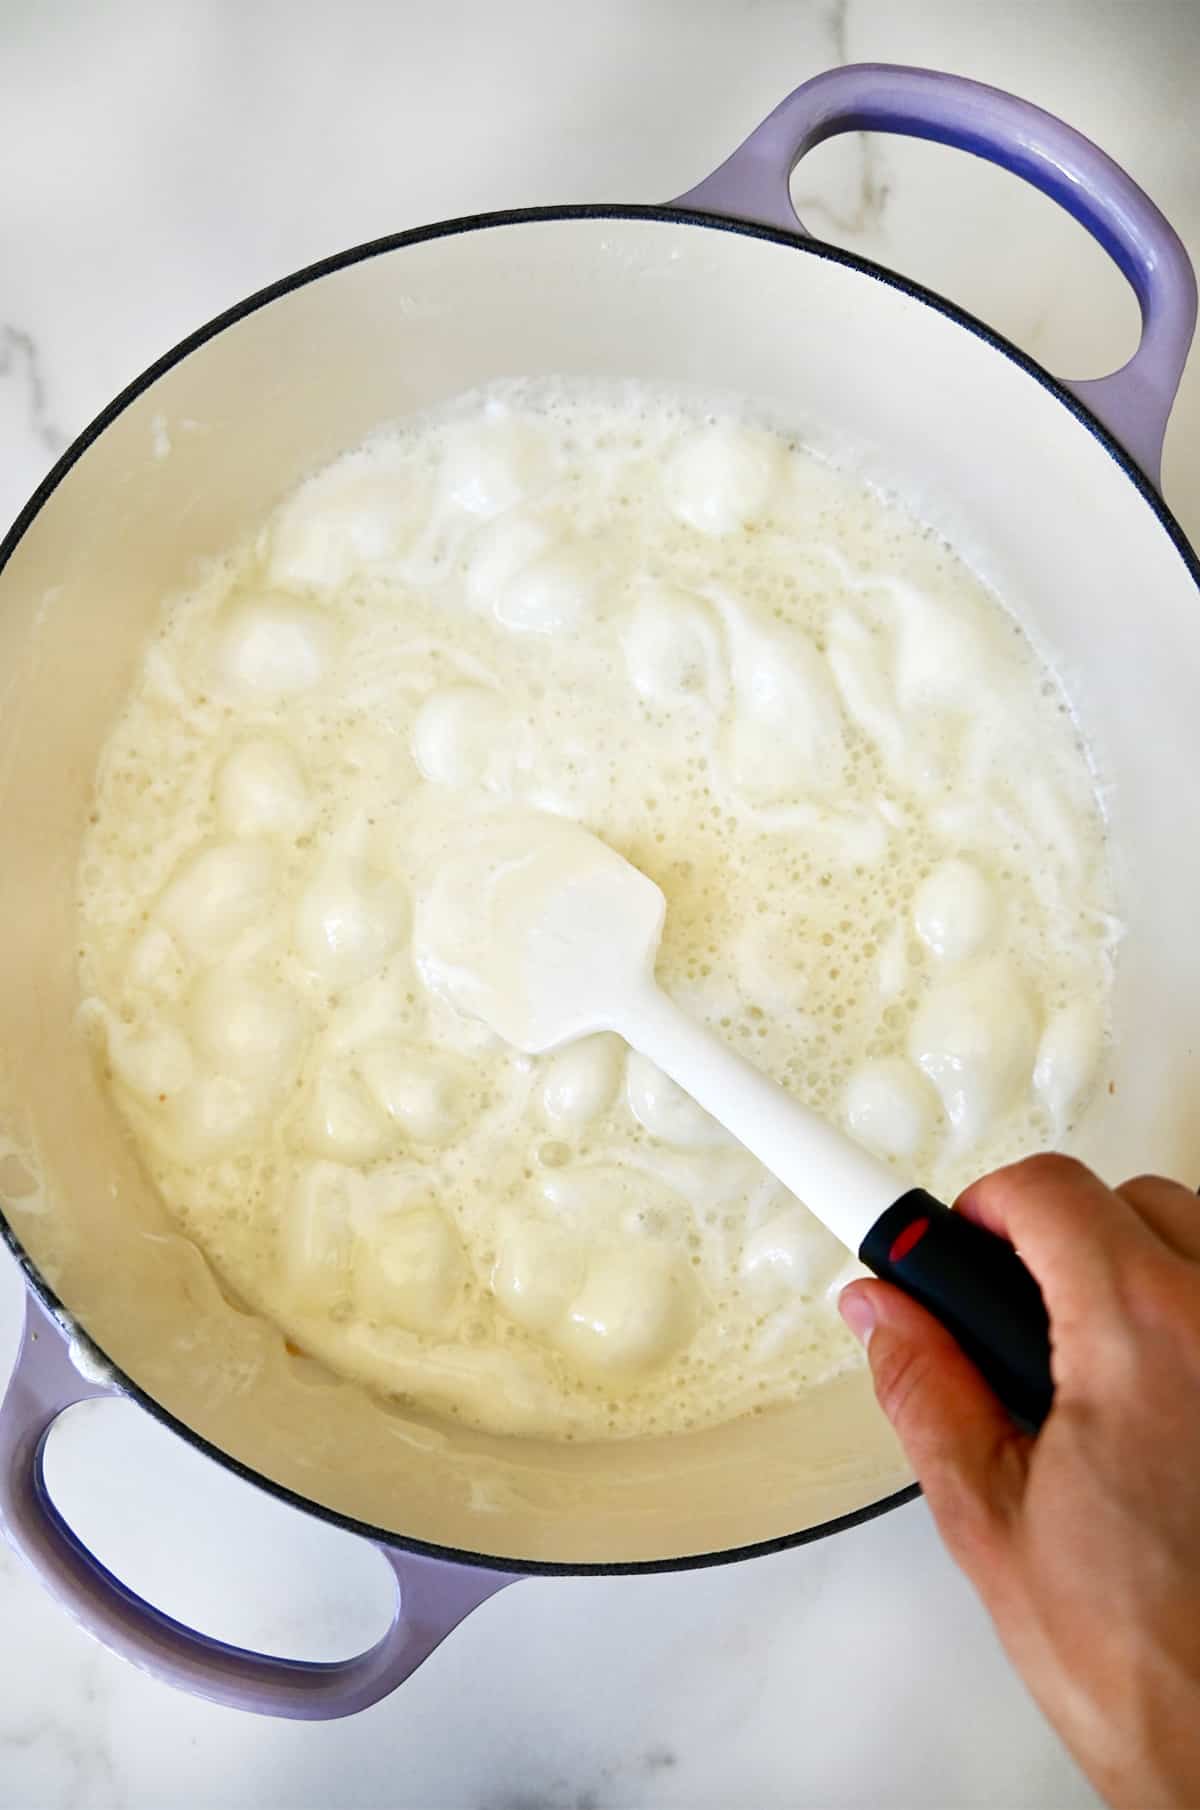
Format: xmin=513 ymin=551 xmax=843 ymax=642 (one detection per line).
xmin=77 ymin=383 xmax=1115 ymax=1439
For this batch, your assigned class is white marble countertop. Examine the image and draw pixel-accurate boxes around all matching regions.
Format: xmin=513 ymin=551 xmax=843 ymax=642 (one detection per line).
xmin=1 ymin=2 xmax=1197 ymax=1805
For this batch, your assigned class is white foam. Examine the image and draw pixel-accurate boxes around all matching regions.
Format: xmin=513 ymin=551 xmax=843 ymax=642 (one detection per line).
xmin=621 ymin=581 xmax=725 ymax=711
xmin=157 ymin=842 xmax=277 ymax=960
xmin=164 ymin=1072 xmax=265 ymax=1164
xmin=557 ymin=1250 xmax=695 ymax=1376
xmin=189 ymin=967 xmax=307 ymax=1090
xmin=844 ymin=1057 xmax=935 ymax=1162
xmin=742 ymin=1206 xmax=844 ymax=1300
xmin=410 ymin=685 xmax=520 ymax=791
xmin=722 ymin=616 xmax=847 ymax=805
xmin=304 ymin=1066 xmax=393 ymax=1164
xmin=491 ymin=1214 xmax=587 ymax=1336
xmin=465 ymin=513 xmax=553 ymax=609
xmin=77 ymin=378 xmax=1113 ymax=1442
xmin=913 ymin=858 xmax=996 ymax=964
xmin=910 ymin=961 xmax=1039 ymax=1148
xmin=268 ymin=459 xmax=430 ymax=592
xmin=626 ymin=1051 xmax=732 ymax=1149
xmin=106 ymin=1016 xmax=195 ymax=1101
xmin=539 ymin=1035 xmax=622 ymax=1130
xmin=283 ymin=1163 xmax=357 ymax=1313
xmin=664 ymin=424 xmax=778 ymax=535
xmin=354 ymin=1203 xmax=465 ymax=1333
xmin=493 ymin=539 xmax=611 ymax=635
xmin=215 ymin=738 xmax=313 ymax=839
xmin=358 ymin=1042 xmax=465 ymax=1144
xmin=217 ymin=597 xmax=333 ymax=695
xmin=1034 ymin=999 xmax=1105 ymax=1134
xmin=441 ymin=412 xmax=552 ymax=518
xmin=125 ymin=925 xmax=185 ymax=1002
xmin=293 ymin=861 xmax=408 ymax=985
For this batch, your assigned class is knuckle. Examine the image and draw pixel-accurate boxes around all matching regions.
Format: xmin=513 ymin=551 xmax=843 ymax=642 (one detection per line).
xmin=869 ymin=1338 xmax=937 ymax=1432
xmin=962 ymin=1152 xmax=1092 ymax=1220
xmin=927 ymin=1474 xmax=1003 ymax=1567
xmin=1115 ymin=1171 xmax=1179 ymax=1209
xmin=1008 ymin=1151 xmax=1093 ymax=1194
xmin=1116 ymin=1171 xmax=1165 ymax=1197
xmin=1119 ymin=1244 xmax=1198 ymax=1327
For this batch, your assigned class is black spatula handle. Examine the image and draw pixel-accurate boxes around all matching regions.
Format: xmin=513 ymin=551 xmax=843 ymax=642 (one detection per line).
xmin=859 ymin=1188 xmax=1053 ymax=1430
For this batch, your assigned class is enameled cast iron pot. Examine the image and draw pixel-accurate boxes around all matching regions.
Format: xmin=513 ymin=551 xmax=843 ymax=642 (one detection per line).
xmin=1 ymin=64 xmax=1198 ymax=1718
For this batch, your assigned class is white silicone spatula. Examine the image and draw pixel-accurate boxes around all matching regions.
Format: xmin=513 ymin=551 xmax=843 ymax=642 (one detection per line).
xmin=414 ymin=811 xmax=1054 ymax=1426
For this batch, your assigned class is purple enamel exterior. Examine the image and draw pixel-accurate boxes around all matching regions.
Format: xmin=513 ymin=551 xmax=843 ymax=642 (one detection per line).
xmin=673 ymin=63 xmax=1197 ymax=485
xmin=0 ymin=1294 xmax=515 ymax=1717
xmin=0 ymin=62 xmax=1195 ymax=1719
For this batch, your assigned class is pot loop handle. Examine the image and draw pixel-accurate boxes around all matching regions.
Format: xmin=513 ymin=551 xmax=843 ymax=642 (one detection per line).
xmin=672 ymin=63 xmax=1197 ymax=488
xmin=0 ymin=1292 xmax=516 ymax=1718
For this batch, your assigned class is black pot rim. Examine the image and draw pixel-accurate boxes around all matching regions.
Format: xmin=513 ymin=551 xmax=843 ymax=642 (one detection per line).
xmin=2 ymin=201 xmax=1197 ymax=1578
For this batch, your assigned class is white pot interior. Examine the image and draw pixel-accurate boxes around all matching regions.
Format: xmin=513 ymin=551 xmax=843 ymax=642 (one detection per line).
xmin=1 ymin=213 xmax=1197 ymax=1565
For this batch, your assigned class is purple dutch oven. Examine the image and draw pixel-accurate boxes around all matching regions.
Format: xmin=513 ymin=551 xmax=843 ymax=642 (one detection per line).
xmin=1 ymin=64 xmax=1198 ymax=1718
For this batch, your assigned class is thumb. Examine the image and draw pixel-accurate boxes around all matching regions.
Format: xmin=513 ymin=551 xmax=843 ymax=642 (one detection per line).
xmin=840 ymin=1278 xmax=1031 ymax=1571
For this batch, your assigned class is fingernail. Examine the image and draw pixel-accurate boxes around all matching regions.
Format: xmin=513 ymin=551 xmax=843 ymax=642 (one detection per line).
xmin=838 ymin=1286 xmax=877 ymax=1348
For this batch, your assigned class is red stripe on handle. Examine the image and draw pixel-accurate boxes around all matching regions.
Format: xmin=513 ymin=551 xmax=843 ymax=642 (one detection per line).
xmin=888 ymin=1214 xmax=931 ymax=1264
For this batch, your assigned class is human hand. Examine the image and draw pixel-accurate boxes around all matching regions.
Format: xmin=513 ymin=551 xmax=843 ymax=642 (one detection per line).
xmin=839 ymin=1155 xmax=1200 ymax=1810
